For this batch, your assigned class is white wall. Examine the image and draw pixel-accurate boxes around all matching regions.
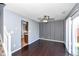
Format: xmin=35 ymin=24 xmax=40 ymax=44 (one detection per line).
xmin=28 ymin=19 xmax=39 ymax=44
xmin=39 ymin=20 xmax=64 ymax=43
xmin=4 ymin=8 xmax=22 ymax=53
xmin=4 ymin=8 xmax=39 ymax=55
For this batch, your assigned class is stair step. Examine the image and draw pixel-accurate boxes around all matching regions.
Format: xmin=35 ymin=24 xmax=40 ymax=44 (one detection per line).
xmin=0 ymin=42 xmax=5 ymax=56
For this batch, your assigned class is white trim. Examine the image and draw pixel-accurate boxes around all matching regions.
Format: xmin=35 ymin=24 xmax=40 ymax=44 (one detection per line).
xmin=39 ymin=38 xmax=65 ymax=43
xmin=11 ymin=47 xmax=21 ymax=54
xmin=11 ymin=39 xmax=39 ymax=54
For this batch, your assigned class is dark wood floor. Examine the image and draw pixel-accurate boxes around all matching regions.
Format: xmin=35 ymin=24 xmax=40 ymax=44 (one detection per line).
xmin=12 ymin=40 xmax=67 ymax=56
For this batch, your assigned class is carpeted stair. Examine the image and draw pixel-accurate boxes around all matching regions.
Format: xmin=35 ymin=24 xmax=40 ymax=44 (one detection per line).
xmin=0 ymin=40 xmax=5 ymax=56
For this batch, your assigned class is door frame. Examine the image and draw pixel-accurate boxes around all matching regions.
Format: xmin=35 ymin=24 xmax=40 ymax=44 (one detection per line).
xmin=21 ymin=20 xmax=28 ymax=48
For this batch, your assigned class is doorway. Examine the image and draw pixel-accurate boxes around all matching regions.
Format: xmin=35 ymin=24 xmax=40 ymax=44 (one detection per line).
xmin=21 ymin=20 xmax=28 ymax=47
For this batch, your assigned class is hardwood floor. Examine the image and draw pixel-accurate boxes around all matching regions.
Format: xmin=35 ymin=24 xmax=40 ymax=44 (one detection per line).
xmin=12 ymin=40 xmax=67 ymax=56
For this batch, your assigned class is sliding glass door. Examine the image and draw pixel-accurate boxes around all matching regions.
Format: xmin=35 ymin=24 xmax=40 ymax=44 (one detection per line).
xmin=66 ymin=16 xmax=79 ymax=56
xmin=72 ymin=16 xmax=79 ymax=56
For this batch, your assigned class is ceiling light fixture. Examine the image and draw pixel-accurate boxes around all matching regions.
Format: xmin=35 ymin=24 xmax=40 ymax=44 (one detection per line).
xmin=42 ymin=15 xmax=49 ymax=22
xmin=42 ymin=20 xmax=48 ymax=22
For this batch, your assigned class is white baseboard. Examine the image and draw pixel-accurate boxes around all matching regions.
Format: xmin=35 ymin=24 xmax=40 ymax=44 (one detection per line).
xmin=11 ymin=47 xmax=21 ymax=54
xmin=39 ymin=38 xmax=64 ymax=43
xmin=11 ymin=39 xmax=39 ymax=54
xmin=11 ymin=38 xmax=64 ymax=55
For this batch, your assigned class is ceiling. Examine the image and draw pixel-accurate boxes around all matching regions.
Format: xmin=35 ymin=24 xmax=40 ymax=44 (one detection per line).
xmin=5 ymin=3 xmax=76 ymax=22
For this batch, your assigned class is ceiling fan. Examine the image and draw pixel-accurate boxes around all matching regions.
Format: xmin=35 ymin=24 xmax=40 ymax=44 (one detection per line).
xmin=38 ymin=15 xmax=55 ymax=23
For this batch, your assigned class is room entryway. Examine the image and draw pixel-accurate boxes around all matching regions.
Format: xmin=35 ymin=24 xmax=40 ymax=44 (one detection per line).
xmin=21 ymin=20 xmax=28 ymax=48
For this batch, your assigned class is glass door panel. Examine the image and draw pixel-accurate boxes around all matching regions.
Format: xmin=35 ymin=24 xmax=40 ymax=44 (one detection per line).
xmin=72 ymin=16 xmax=79 ymax=56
